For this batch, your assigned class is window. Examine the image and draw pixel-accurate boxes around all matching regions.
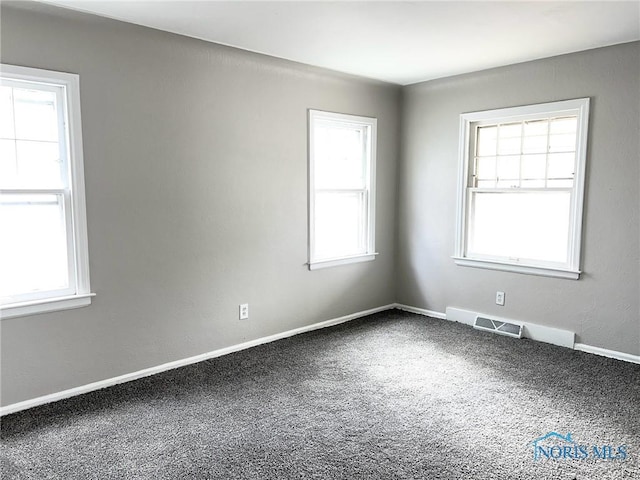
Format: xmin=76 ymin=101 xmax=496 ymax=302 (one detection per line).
xmin=308 ymin=110 xmax=377 ymax=269
xmin=454 ymin=98 xmax=590 ymax=279
xmin=1 ymin=64 xmax=93 ymax=318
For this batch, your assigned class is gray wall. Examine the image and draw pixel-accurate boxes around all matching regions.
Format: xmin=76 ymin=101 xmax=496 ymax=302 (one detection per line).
xmin=0 ymin=4 xmax=400 ymax=406
xmin=398 ymin=42 xmax=640 ymax=356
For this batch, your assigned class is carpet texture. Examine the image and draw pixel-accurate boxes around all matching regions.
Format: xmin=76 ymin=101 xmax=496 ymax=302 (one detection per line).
xmin=1 ymin=310 xmax=639 ymax=479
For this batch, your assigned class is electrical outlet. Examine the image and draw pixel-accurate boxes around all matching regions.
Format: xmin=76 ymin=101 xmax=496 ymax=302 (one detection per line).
xmin=239 ymin=303 xmax=249 ymax=320
xmin=496 ymin=291 xmax=505 ymax=306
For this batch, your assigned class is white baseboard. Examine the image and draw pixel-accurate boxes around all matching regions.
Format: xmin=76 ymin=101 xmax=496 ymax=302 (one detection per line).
xmin=574 ymin=343 xmax=640 ymax=364
xmin=445 ymin=307 xmax=575 ymax=348
xmin=0 ymin=304 xmax=396 ymax=416
xmin=444 ymin=306 xmax=479 ymax=326
xmin=393 ymin=303 xmax=447 ymax=320
xmin=443 ymin=306 xmax=639 ymax=363
xmin=3 ymin=304 xmax=636 ymax=416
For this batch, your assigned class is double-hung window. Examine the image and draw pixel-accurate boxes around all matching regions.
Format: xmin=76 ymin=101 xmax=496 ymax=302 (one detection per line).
xmin=308 ymin=110 xmax=377 ymax=269
xmin=454 ymin=98 xmax=590 ymax=279
xmin=1 ymin=64 xmax=93 ymax=318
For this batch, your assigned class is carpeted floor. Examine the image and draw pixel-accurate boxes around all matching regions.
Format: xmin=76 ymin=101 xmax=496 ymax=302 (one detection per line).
xmin=1 ymin=310 xmax=639 ymax=479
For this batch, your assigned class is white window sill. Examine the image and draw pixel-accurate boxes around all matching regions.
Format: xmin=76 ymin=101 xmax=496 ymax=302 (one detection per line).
xmin=452 ymin=257 xmax=580 ymax=280
xmin=309 ymin=253 xmax=378 ymax=270
xmin=1 ymin=293 xmax=96 ymax=319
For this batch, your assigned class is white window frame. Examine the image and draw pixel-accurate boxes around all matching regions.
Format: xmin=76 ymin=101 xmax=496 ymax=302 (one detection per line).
xmin=453 ymin=98 xmax=590 ymax=280
xmin=1 ymin=64 xmax=94 ymax=318
xmin=308 ymin=109 xmax=377 ymax=270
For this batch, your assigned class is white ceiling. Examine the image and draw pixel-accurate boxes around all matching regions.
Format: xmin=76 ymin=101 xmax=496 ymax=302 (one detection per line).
xmin=43 ymin=1 xmax=640 ymax=85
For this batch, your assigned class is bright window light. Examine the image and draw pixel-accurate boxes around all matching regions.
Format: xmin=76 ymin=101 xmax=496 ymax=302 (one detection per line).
xmin=454 ymin=99 xmax=590 ymax=279
xmin=0 ymin=64 xmax=93 ymax=318
xmin=308 ymin=110 xmax=377 ymax=269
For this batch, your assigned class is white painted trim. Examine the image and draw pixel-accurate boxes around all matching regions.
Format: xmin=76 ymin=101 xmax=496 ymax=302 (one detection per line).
xmin=445 ymin=307 xmax=477 ymax=326
xmin=399 ymin=305 xmax=638 ymax=364
xmin=0 ymin=304 xmax=396 ymax=416
xmin=522 ymin=321 xmax=574 ymax=349
xmin=574 ymin=343 xmax=640 ymax=365
xmin=393 ymin=303 xmax=447 ymax=320
xmin=452 ymin=257 xmax=580 ymax=280
xmin=309 ymin=253 xmax=378 ymax=270
xmin=0 ymin=293 xmax=95 ymax=319
xmin=445 ymin=307 xmax=575 ymax=348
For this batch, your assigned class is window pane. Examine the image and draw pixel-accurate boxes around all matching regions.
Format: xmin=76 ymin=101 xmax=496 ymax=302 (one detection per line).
xmin=521 ymin=154 xmax=547 ymax=180
xmin=497 ymin=123 xmax=523 ymax=156
xmin=524 ymin=119 xmax=548 ymax=137
xmin=499 ymin=123 xmax=521 ymax=138
xmin=0 ymin=139 xmax=17 ymax=187
xmin=314 ymin=191 xmax=366 ymax=260
xmin=549 ymin=133 xmax=577 ymax=153
xmin=498 ymin=136 xmax=521 ymax=155
xmin=0 ymin=86 xmax=15 ymax=138
xmin=547 ymin=152 xmax=575 ymax=179
xmin=475 ymin=156 xmax=496 ymax=180
xmin=496 ymin=155 xmax=520 ymax=182
xmin=550 ymin=117 xmax=577 ymax=134
xmin=13 ymin=88 xmax=59 ymax=142
xmin=15 ymin=140 xmax=63 ymax=188
xmin=468 ymin=191 xmax=571 ymax=264
xmin=522 ymin=135 xmax=547 ymax=154
xmin=476 ymin=126 xmax=497 ymax=156
xmin=314 ymin=123 xmax=365 ymax=189
xmin=0 ymin=194 xmax=70 ymax=298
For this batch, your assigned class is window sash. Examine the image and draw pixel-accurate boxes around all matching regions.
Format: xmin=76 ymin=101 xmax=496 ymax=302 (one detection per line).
xmin=469 ymin=116 xmax=578 ymax=189
xmin=0 ymin=189 xmax=77 ymax=303
xmin=465 ymin=189 xmax=573 ymax=268
xmin=312 ymin=120 xmax=370 ymax=190
xmin=0 ymin=80 xmax=69 ymax=191
xmin=313 ymin=189 xmax=369 ymax=262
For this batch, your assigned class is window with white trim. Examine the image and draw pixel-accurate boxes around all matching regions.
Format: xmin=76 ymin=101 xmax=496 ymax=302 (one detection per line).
xmin=308 ymin=110 xmax=377 ymax=270
xmin=1 ymin=64 xmax=93 ymax=318
xmin=454 ymin=98 xmax=590 ymax=279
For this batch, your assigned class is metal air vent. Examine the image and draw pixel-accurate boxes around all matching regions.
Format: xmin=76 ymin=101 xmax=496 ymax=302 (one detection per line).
xmin=473 ymin=316 xmax=523 ymax=338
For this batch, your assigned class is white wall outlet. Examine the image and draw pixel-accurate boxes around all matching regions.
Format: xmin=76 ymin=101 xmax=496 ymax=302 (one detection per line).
xmin=239 ymin=303 xmax=249 ymax=320
xmin=496 ymin=291 xmax=505 ymax=306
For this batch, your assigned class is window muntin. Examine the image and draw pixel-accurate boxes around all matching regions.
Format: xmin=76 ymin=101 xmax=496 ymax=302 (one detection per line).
xmin=1 ymin=64 xmax=93 ymax=318
xmin=472 ymin=116 xmax=578 ymax=189
xmin=308 ymin=110 xmax=377 ymax=269
xmin=455 ymin=99 xmax=589 ymax=279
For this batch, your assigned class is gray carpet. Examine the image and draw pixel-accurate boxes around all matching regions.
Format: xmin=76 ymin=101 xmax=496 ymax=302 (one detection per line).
xmin=1 ymin=310 xmax=639 ymax=479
